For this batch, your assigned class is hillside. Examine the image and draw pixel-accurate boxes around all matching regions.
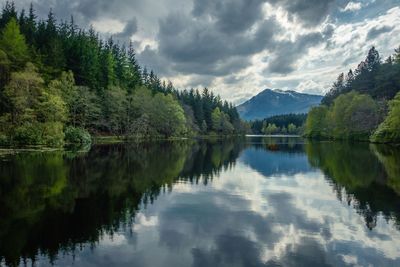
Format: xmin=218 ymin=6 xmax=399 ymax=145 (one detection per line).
xmin=305 ymin=46 xmax=400 ymax=143
xmin=0 ymin=5 xmax=243 ymax=148
xmin=237 ymin=89 xmax=323 ymax=120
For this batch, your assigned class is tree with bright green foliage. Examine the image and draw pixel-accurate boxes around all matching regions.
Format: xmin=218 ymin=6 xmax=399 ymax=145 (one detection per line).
xmin=371 ymin=91 xmax=400 ymax=143
xmin=304 ymin=106 xmax=329 ymax=138
xmin=288 ymin=123 xmax=297 ymax=134
xmin=211 ymin=107 xmax=234 ymax=134
xmin=1 ymin=63 xmax=67 ymax=146
xmin=330 ymin=91 xmax=379 ymax=140
xmin=262 ymin=123 xmax=279 ymax=135
xmin=305 ymin=92 xmax=380 ymax=140
xmin=251 ymin=113 xmax=306 ymax=135
xmin=0 ymin=18 xmax=29 ymax=69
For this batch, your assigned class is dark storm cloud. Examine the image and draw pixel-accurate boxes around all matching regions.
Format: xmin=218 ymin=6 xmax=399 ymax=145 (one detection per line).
xmin=158 ymin=14 xmax=277 ymax=64
xmin=148 ymin=10 xmax=279 ymax=76
xmin=146 ymin=0 xmax=343 ymax=78
xmin=114 ymin=18 xmax=138 ymax=42
xmin=186 ymin=75 xmax=214 ymax=88
xmin=366 ymin=25 xmax=394 ymax=40
xmin=136 ymin=45 xmax=170 ymax=75
xmin=192 ymin=0 xmax=267 ymax=34
xmin=133 ymin=0 xmax=281 ymax=77
xmin=266 ymin=31 xmax=328 ymax=74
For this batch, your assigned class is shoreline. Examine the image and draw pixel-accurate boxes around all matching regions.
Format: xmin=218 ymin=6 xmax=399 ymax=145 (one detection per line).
xmin=2 ymin=135 xmax=399 ymax=154
xmin=0 ymin=134 xmax=246 ymax=154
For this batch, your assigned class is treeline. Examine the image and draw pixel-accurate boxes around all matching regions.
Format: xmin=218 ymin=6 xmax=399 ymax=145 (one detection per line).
xmin=0 ymin=2 xmax=243 ymax=147
xmin=251 ymin=113 xmax=306 ymax=135
xmin=305 ymin=46 xmax=400 ymax=143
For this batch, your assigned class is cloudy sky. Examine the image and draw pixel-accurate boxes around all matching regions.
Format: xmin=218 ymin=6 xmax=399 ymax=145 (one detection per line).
xmin=3 ymin=0 xmax=400 ymax=104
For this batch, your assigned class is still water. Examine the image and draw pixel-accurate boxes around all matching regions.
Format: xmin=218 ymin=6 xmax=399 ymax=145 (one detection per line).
xmin=1 ymin=137 xmax=400 ymax=266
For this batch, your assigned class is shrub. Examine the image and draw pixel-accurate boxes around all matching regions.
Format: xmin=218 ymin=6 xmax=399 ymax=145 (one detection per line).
xmin=64 ymin=126 xmax=92 ymax=145
xmin=0 ymin=133 xmax=9 ymax=146
xmin=13 ymin=124 xmax=42 ymax=146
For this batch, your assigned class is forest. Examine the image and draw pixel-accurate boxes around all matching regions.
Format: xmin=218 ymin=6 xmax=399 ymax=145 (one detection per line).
xmin=0 ymin=2 xmax=244 ymax=148
xmin=250 ymin=113 xmax=306 ymax=135
xmin=305 ymin=46 xmax=400 ymax=143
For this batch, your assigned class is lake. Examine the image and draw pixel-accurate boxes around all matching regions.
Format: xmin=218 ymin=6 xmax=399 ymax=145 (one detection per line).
xmin=1 ymin=137 xmax=400 ymax=266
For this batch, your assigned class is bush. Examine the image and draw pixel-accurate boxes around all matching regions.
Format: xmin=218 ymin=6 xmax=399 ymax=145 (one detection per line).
xmin=0 ymin=133 xmax=9 ymax=146
xmin=64 ymin=126 xmax=92 ymax=145
xmin=13 ymin=124 xmax=42 ymax=146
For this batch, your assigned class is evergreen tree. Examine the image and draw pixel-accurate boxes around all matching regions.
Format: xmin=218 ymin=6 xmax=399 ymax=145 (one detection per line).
xmin=394 ymin=46 xmax=400 ymax=64
xmin=345 ymin=69 xmax=354 ymax=87
xmin=19 ymin=4 xmax=36 ymax=45
xmin=322 ymin=46 xmax=400 ymax=104
xmin=322 ymin=73 xmax=345 ymax=105
xmin=365 ymin=46 xmax=381 ymax=72
xmin=0 ymin=1 xmax=17 ymax=28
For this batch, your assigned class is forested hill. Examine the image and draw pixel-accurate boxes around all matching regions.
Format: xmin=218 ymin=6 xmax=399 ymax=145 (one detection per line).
xmin=237 ymin=89 xmax=322 ymax=120
xmin=0 ymin=2 xmax=244 ymax=148
xmin=305 ymin=46 xmax=400 ymax=143
xmin=322 ymin=46 xmax=400 ymax=105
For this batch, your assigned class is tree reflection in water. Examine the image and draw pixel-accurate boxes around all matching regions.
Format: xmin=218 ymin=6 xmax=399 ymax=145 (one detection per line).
xmin=0 ymin=137 xmax=400 ymax=266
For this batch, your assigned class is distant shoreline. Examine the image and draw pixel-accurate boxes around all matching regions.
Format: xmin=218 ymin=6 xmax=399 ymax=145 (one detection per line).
xmin=246 ymin=134 xmax=301 ymax=138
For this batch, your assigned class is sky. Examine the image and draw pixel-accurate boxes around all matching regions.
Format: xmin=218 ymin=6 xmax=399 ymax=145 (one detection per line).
xmin=2 ymin=0 xmax=400 ymax=104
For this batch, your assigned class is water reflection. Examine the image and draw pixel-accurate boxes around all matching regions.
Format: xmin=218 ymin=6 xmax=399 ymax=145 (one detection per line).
xmin=0 ymin=137 xmax=400 ymax=266
xmin=241 ymin=136 xmax=311 ymax=176
xmin=306 ymin=142 xmax=400 ymax=230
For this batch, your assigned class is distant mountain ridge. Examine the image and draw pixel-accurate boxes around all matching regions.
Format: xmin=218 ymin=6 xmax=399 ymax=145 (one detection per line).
xmin=237 ymin=89 xmax=323 ymax=120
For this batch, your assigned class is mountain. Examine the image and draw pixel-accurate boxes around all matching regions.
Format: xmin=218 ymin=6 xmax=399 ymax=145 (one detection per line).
xmin=237 ymin=89 xmax=323 ymax=120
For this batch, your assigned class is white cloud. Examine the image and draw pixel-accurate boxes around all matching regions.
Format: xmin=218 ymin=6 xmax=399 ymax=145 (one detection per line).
xmin=341 ymin=1 xmax=363 ymax=12
xmin=90 ymin=18 xmax=125 ymax=34
xmin=295 ymin=80 xmax=324 ymax=95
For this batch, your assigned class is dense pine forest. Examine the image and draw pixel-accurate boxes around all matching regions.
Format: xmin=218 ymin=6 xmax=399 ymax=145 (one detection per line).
xmin=0 ymin=2 xmax=244 ymax=148
xmin=305 ymin=46 xmax=400 ymax=143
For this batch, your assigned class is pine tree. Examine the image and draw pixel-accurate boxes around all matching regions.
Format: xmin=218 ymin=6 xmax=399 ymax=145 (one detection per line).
xmin=394 ymin=46 xmax=400 ymax=64
xmin=365 ymin=46 xmax=381 ymax=72
xmin=20 ymin=3 xmax=36 ymax=45
xmin=0 ymin=1 xmax=17 ymax=28
xmin=345 ymin=69 xmax=354 ymax=87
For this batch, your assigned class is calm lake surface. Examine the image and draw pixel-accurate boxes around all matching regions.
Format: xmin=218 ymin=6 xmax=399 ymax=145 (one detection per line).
xmin=1 ymin=137 xmax=400 ymax=266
